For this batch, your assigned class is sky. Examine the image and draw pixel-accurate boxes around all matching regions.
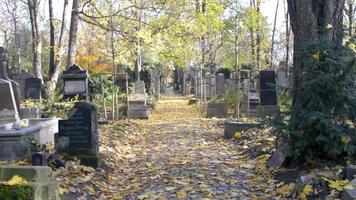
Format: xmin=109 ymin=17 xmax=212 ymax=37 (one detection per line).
xmin=261 ymin=0 xmax=286 ymax=31
xmin=1 ymin=0 xmax=287 ymax=48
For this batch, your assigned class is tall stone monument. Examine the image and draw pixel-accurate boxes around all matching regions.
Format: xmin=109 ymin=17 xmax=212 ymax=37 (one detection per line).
xmin=0 ymin=47 xmax=20 ymax=125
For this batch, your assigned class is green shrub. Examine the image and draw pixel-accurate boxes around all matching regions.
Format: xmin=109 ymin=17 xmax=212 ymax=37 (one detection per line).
xmin=272 ymin=36 xmax=356 ymax=161
xmin=0 ymin=184 xmax=33 ymax=200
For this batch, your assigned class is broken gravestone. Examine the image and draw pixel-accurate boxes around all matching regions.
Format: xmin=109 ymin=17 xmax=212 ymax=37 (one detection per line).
xmin=266 ymin=141 xmax=289 ymax=169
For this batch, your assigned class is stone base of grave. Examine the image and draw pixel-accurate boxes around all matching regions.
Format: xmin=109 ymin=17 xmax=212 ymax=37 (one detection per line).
xmin=224 ymin=120 xmax=261 ymax=139
xmin=0 ymin=165 xmax=59 ymax=200
xmin=342 ymin=178 xmax=356 ymax=200
xmin=55 ymin=135 xmax=101 ymax=168
xmin=0 ymin=133 xmax=30 ymax=160
xmin=19 ymin=107 xmax=41 ymax=119
xmin=256 ymin=105 xmax=280 ymax=117
xmin=0 ymin=110 xmax=16 ymax=126
xmin=207 ymin=103 xmax=228 ymax=118
xmin=128 ymin=94 xmax=149 ymax=119
xmin=188 ymin=98 xmax=199 ymax=105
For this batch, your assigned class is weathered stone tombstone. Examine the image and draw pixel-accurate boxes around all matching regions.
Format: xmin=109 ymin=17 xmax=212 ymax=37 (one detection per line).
xmin=32 ymin=152 xmax=49 ymax=166
xmin=154 ymin=72 xmax=160 ymax=100
xmin=13 ymin=71 xmax=35 ymax=101
xmin=216 ymin=73 xmax=226 ymax=96
xmin=210 ymin=75 xmax=217 ymax=98
xmin=205 ymin=73 xmax=211 ymax=99
xmin=224 ymin=120 xmax=261 ymax=139
xmin=56 ymin=102 xmax=100 ymax=167
xmin=135 ymin=80 xmax=146 ymax=94
xmin=25 ymin=77 xmax=42 ymax=99
xmin=207 ymin=103 xmax=228 ymax=118
xmin=0 ymin=47 xmax=20 ymax=125
xmin=62 ymin=64 xmax=90 ymax=101
xmin=128 ymin=81 xmax=149 ymax=119
xmin=230 ymin=72 xmax=237 ymax=92
xmin=257 ymin=70 xmax=280 ymax=117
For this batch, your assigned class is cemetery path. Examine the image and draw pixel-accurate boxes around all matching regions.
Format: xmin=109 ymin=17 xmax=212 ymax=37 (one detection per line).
xmin=105 ymin=96 xmax=280 ymax=199
xmin=56 ymin=96 xmax=282 ymax=200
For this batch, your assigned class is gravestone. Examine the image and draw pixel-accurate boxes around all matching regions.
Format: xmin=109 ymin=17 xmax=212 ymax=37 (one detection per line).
xmin=25 ymin=77 xmax=42 ymax=99
xmin=135 ymin=80 xmax=146 ymax=94
xmin=230 ymin=72 xmax=237 ymax=91
xmin=32 ymin=152 xmax=49 ymax=166
xmin=210 ymin=75 xmax=217 ymax=98
xmin=257 ymin=71 xmax=280 ymax=117
xmin=62 ymin=64 xmax=90 ymax=101
xmin=56 ymin=102 xmax=100 ymax=167
xmin=154 ymin=74 xmax=160 ymax=100
xmin=116 ymin=74 xmax=127 ymax=93
xmin=205 ymin=73 xmax=211 ymax=99
xmin=13 ymin=72 xmax=35 ymax=101
xmin=128 ymin=94 xmax=149 ymax=119
xmin=240 ymin=70 xmax=251 ymax=80
xmin=259 ymin=70 xmax=277 ymax=106
xmin=216 ymin=73 xmax=225 ymax=96
xmin=0 ymin=47 xmax=20 ymax=125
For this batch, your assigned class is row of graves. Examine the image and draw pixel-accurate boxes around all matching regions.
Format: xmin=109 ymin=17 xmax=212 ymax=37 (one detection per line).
xmin=0 ymin=47 xmax=60 ymax=199
xmin=181 ymin=64 xmax=283 ymax=135
xmin=181 ymin=64 xmax=292 ymax=119
xmin=0 ymin=46 xmax=162 ymax=199
xmin=181 ymin=64 xmax=296 ymax=170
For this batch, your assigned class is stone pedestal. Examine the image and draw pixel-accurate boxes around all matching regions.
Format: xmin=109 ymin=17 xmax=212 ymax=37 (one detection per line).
xmin=135 ymin=81 xmax=146 ymax=94
xmin=19 ymin=107 xmax=41 ymax=119
xmin=205 ymin=73 xmax=211 ymax=99
xmin=128 ymin=94 xmax=149 ymax=119
xmin=224 ymin=120 xmax=261 ymax=139
xmin=216 ymin=73 xmax=225 ymax=96
xmin=207 ymin=103 xmax=228 ymax=118
xmin=210 ymin=75 xmax=216 ymax=98
xmin=256 ymin=105 xmax=280 ymax=117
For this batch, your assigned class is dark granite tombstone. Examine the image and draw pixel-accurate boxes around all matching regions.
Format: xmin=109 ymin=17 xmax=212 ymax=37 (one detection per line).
xmin=25 ymin=77 xmax=42 ymax=99
xmin=57 ymin=102 xmax=100 ymax=167
xmin=259 ymin=70 xmax=277 ymax=105
xmin=32 ymin=152 xmax=49 ymax=166
xmin=62 ymin=64 xmax=90 ymax=101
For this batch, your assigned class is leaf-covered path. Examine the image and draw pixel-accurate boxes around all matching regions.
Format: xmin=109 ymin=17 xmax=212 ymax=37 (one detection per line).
xmin=108 ymin=95 xmax=276 ymax=199
xmin=57 ymin=94 xmax=281 ymax=199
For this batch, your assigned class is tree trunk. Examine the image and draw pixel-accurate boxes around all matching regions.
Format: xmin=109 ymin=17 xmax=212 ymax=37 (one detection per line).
xmin=5 ymin=0 xmax=22 ymax=72
xmin=46 ymin=0 xmax=69 ymax=97
xmin=270 ymin=0 xmax=280 ymax=70
xmin=287 ymin=0 xmax=345 ymax=110
xmin=67 ymin=0 xmax=80 ymax=68
xmin=284 ymin=0 xmax=290 ymax=73
xmin=346 ymin=0 xmax=354 ymax=37
xmin=28 ymin=0 xmax=42 ymax=81
xmin=256 ymin=0 xmax=262 ymax=70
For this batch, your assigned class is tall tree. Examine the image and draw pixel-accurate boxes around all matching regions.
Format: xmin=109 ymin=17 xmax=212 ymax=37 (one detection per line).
xmin=287 ymin=0 xmax=345 ymax=110
xmin=5 ymin=0 xmax=21 ymax=72
xmin=46 ymin=0 xmax=69 ymax=97
xmin=27 ymin=0 xmax=42 ymax=80
xmin=67 ymin=0 xmax=80 ymax=68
